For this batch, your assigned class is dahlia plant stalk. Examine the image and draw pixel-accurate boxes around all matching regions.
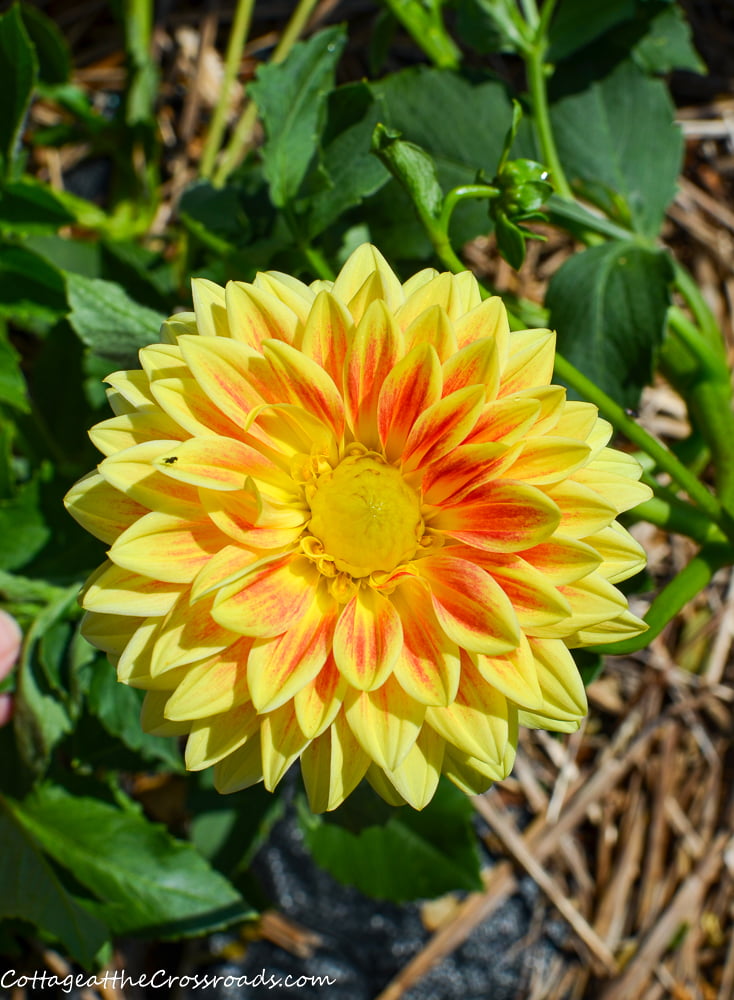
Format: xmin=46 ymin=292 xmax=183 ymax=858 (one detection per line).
xmin=65 ymin=244 xmax=650 ymax=810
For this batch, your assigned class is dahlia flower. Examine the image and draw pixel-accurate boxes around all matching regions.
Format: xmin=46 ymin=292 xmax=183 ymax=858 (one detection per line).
xmin=65 ymin=245 xmax=650 ymax=810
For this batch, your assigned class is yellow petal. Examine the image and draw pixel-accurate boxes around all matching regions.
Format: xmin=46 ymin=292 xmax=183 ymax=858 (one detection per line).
xmin=213 ymin=737 xmax=264 ymax=793
xmin=109 ymin=511 xmax=225 ymax=584
xmin=441 ymin=337 xmax=502 ymax=401
xmin=293 ymin=654 xmax=347 ymax=739
xmin=499 ymin=329 xmax=556 ymax=395
xmin=391 ymin=579 xmax=460 ymax=707
xmin=212 ymin=553 xmax=319 ymax=637
xmin=300 ymin=289 xmax=352 ymax=391
xmin=343 ymin=299 xmax=401 ymax=448
xmin=345 ymin=675 xmax=425 ymax=771
xmin=89 ymin=411 xmax=186 ymax=456
xmin=99 ymin=440 xmax=202 ymax=518
xmin=454 ymin=295 xmax=509 ymax=359
xmin=150 ymin=375 xmax=245 ymax=439
xmin=150 ymin=593 xmax=238 ymax=676
xmin=300 ymin=710 xmax=370 ymax=812
xmin=332 ymin=586 xmax=403 ymax=690
xmin=81 ymin=560 xmax=184 ymax=616
xmin=260 ymin=703 xmax=311 ymax=790
xmin=80 ymin=610 xmax=142 ymax=656
xmin=402 ymin=385 xmax=485 ymax=471
xmin=505 ymin=437 xmax=591 ymax=485
xmin=64 ymin=472 xmax=146 ymax=544
xmin=164 ymin=637 xmax=253 ymax=720
xmin=191 ymin=276 xmax=228 ymax=338
xmin=225 ymin=280 xmax=301 ymax=348
xmin=475 ymin=633 xmax=544 ymax=711
xmin=584 ymin=521 xmax=647 ymax=584
xmin=140 ymin=690 xmax=191 ymax=736
xmin=525 ymin=637 xmax=587 ymax=722
xmin=185 ymin=701 xmax=259 ymax=769
xmin=377 ymin=343 xmax=442 ymax=461
xmin=544 ymin=480 xmax=618 ymax=538
xmin=379 ymin=725 xmax=444 ymax=809
xmin=333 ymin=244 xmax=403 ymax=319
xmin=402 ymin=305 xmax=458 ymax=363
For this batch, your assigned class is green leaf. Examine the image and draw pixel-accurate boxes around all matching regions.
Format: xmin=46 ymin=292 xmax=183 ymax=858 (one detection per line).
xmin=0 ymin=474 xmax=50 ymax=570
xmin=454 ymin=0 xmax=529 ymax=55
xmin=19 ymin=3 xmax=71 ymax=85
xmin=0 ymin=178 xmax=75 ymax=235
xmin=305 ymin=83 xmax=389 ymax=239
xmin=549 ymin=58 xmax=683 ymax=237
xmin=372 ymin=124 xmax=445 ymax=226
xmin=0 ymin=794 xmax=109 ymax=967
xmin=631 ymin=3 xmax=705 ymax=75
xmin=370 ymin=68 xmax=515 ymax=252
xmin=250 ymin=27 xmax=346 ymax=209
xmin=547 ymin=0 xmax=637 ymax=62
xmin=301 ymin=780 xmax=482 ymax=902
xmin=547 ymin=241 xmax=673 ymax=408
xmin=0 ymin=244 xmax=67 ymax=328
xmin=65 ymin=273 xmax=164 ymax=367
xmin=0 ymin=327 xmax=28 ymax=411
xmin=0 ymin=5 xmax=37 ymax=176
xmin=12 ymin=784 xmax=255 ymax=936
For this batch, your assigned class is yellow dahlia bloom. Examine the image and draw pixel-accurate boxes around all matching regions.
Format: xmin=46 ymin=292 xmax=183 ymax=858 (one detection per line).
xmin=65 ymin=245 xmax=650 ymax=810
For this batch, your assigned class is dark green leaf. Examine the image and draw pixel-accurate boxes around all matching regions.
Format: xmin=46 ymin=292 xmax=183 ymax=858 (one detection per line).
xmin=25 ymin=233 xmax=101 ymax=277
xmin=305 ymin=83 xmax=389 ymax=238
xmin=547 ymin=241 xmax=673 ymax=407
xmin=12 ymin=784 xmax=255 ymax=936
xmin=0 ymin=794 xmax=109 ymax=967
xmin=301 ymin=780 xmax=482 ymax=902
xmin=493 ymin=211 xmax=527 ymax=269
xmin=0 ymin=6 xmax=37 ymax=176
xmin=0 ymin=245 xmax=67 ymax=328
xmin=0 ymin=178 xmax=75 ymax=235
xmin=250 ymin=27 xmax=346 ymax=208
xmin=547 ymin=0 xmax=637 ymax=62
xmin=19 ymin=3 xmax=71 ymax=85
xmin=381 ymin=0 xmax=460 ymax=68
xmin=65 ymin=273 xmax=164 ymax=366
xmin=0 ymin=474 xmax=50 ymax=570
xmin=0 ymin=327 xmax=28 ymax=411
xmin=550 ymin=58 xmax=683 ymax=236
xmin=632 ymin=3 xmax=705 ymax=74
xmin=454 ymin=0 xmax=528 ymax=55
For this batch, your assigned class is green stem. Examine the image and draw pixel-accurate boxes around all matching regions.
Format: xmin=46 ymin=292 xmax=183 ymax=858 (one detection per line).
xmin=525 ymin=36 xmax=573 ymax=200
xmin=631 ymin=496 xmax=727 ymax=547
xmin=518 ymin=0 xmax=540 ymax=31
xmin=553 ymin=352 xmax=725 ymax=527
xmin=284 ymin=208 xmax=336 ymax=281
xmin=200 ymin=0 xmax=256 ymax=181
xmin=438 ymin=185 xmax=501 ymax=239
xmin=672 ymin=259 xmax=724 ymax=356
xmin=589 ymin=543 xmax=734 ymax=655
xmin=214 ymin=0 xmax=321 ymax=187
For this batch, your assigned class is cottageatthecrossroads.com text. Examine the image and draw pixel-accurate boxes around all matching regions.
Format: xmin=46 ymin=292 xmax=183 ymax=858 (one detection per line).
xmin=1 ymin=969 xmax=337 ymax=993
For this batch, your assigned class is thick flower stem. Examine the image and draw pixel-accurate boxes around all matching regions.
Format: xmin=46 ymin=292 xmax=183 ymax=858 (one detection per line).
xmin=552 ymin=353 xmax=726 ymax=530
xmin=525 ymin=34 xmax=573 ymax=201
xmin=200 ymin=0 xmax=256 ymax=181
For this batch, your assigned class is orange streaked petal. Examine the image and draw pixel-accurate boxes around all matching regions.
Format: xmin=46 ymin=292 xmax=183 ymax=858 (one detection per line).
xmin=260 ymin=703 xmax=311 ymax=790
xmin=377 ymin=343 xmax=442 ymax=461
xmin=441 ymin=337 xmax=501 ymax=400
xmin=517 ymin=535 xmax=602 ymax=585
xmin=64 ymin=472 xmax=147 ymax=544
xmin=81 ymin=560 xmax=184 ymax=617
xmin=464 ymin=395 xmax=540 ymax=445
xmin=212 ymin=553 xmax=319 ymax=637
xmin=332 ymin=586 xmax=403 ymax=691
xmin=201 ymin=484 xmax=306 ymax=548
xmin=401 ymin=385 xmax=485 ymax=472
xmin=300 ymin=290 xmax=352 ymax=391
xmin=152 ymin=435 xmax=280 ymax=491
xmin=177 ymin=334 xmax=267 ymax=429
xmin=262 ymin=339 xmax=345 ymax=438
xmin=433 ymin=480 xmax=560 ymax=552
xmin=533 ymin=572 xmax=628 ymax=638
xmin=420 ymin=441 xmax=522 ymax=505
xmin=225 ymin=280 xmax=300 ymax=349
xmin=418 ymin=554 xmax=521 ymax=655
xmin=454 ymin=294 xmax=510 ymax=356
xmin=190 ymin=545 xmax=271 ymax=603
xmin=343 ymin=299 xmax=401 ymax=448
xmin=401 ymin=305 xmax=458 ymax=363
xmin=150 ymin=593 xmax=238 ymax=676
xmin=109 ymin=511 xmax=225 ymax=584
xmin=300 ymin=710 xmax=370 ymax=812
xmin=294 ymin=654 xmax=347 ymax=739
xmin=164 ymin=637 xmax=253 ymax=720
xmin=499 ymin=328 xmax=556 ymax=395
xmin=345 ymin=675 xmax=425 ymax=771
xmin=246 ymin=581 xmax=337 ymax=712
xmin=248 ymin=403 xmax=339 ymax=466
xmin=472 ymin=550 xmax=572 ymax=628
xmin=98 ymin=440 xmax=202 ymax=517
xmin=391 ymin=579 xmax=460 ymax=707
xmin=254 ymin=270 xmax=316 ymax=327
xmin=150 ymin=376 xmax=246 ymax=439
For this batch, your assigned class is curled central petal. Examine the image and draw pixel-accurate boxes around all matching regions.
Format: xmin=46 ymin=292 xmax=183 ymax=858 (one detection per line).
xmin=307 ymin=454 xmax=422 ymax=577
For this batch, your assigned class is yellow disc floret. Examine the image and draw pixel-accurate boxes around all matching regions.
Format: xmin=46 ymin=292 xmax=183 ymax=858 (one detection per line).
xmin=307 ymin=455 xmax=423 ymax=577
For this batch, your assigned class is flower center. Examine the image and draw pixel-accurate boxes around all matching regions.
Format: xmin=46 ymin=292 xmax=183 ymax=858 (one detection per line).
xmin=307 ymin=455 xmax=423 ymax=578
